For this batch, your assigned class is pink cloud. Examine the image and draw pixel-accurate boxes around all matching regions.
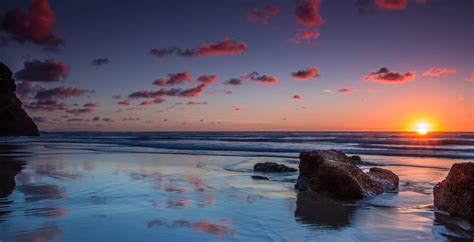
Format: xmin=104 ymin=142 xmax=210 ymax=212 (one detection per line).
xmin=0 ymin=0 xmax=63 ymax=47
xmin=375 ymin=0 xmax=408 ymax=10
xmin=197 ymin=74 xmax=219 ymax=84
xmin=153 ymin=71 xmax=193 ymax=86
xmin=364 ymin=67 xmax=415 ymax=84
xmin=247 ymin=5 xmax=280 ymax=25
xmin=291 ymin=29 xmax=321 ymax=45
xmin=139 ymin=98 xmax=165 ymax=106
xmin=294 ymin=0 xmax=325 ymax=27
xmin=150 ymin=38 xmax=248 ymax=58
xmin=291 ymin=66 xmax=320 ymax=80
xmin=422 ymin=67 xmax=456 ymax=77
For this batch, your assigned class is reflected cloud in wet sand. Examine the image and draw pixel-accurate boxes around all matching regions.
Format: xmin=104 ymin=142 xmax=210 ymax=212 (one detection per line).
xmin=147 ymin=218 xmax=237 ymax=240
xmin=16 ymin=225 xmax=63 ymax=242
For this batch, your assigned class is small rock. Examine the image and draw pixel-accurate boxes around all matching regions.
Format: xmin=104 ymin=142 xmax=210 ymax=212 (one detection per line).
xmin=433 ymin=162 xmax=474 ymax=221
xmin=254 ymin=162 xmax=297 ymax=172
xmin=251 ymin=175 xmax=269 ymax=180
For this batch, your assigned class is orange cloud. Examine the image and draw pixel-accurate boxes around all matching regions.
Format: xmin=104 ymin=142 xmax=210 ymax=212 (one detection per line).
xmin=292 ymin=95 xmax=302 ymax=99
xmin=291 ymin=66 xmax=320 ymax=80
xmin=364 ymin=67 xmax=415 ymax=84
xmin=422 ymin=67 xmax=457 ymax=77
xmin=338 ymin=88 xmax=356 ymax=93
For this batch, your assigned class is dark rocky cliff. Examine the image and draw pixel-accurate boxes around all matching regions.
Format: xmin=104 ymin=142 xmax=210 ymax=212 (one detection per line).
xmin=0 ymin=62 xmax=39 ymax=136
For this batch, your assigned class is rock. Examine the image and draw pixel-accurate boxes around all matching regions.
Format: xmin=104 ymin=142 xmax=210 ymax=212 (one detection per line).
xmin=251 ymin=175 xmax=269 ymax=180
xmin=253 ymin=162 xmax=297 ymax=172
xmin=0 ymin=159 xmax=25 ymax=197
xmin=295 ymin=150 xmax=398 ymax=200
xmin=433 ymin=162 xmax=474 ymax=221
xmin=0 ymin=62 xmax=39 ymax=136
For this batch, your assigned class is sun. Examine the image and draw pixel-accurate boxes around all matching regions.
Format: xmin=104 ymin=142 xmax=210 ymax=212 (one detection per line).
xmin=414 ymin=121 xmax=431 ymax=135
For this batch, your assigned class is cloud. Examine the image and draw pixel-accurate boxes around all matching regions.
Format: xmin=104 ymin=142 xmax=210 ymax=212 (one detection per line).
xmin=32 ymin=116 xmax=48 ymax=123
xmin=150 ymin=38 xmax=248 ymax=58
xmin=294 ymin=0 xmax=324 ymax=27
xmin=16 ymin=81 xmax=43 ymax=98
xmin=363 ymin=67 xmax=415 ymax=83
xmin=232 ymin=106 xmax=241 ymax=111
xmin=375 ymin=0 xmax=408 ymax=10
xmin=65 ymin=108 xmax=94 ymax=116
xmin=242 ymin=72 xmax=279 ymax=84
xmin=0 ymin=0 xmax=63 ymax=48
xmin=26 ymin=100 xmax=66 ymax=112
xmin=338 ymin=88 xmax=356 ymax=93
xmin=470 ymin=75 xmax=474 ymax=82
xmin=153 ymin=71 xmax=193 ymax=86
xmin=292 ymin=95 xmax=302 ymax=99
xmin=139 ymin=98 xmax=165 ymax=106
xmin=14 ymin=59 xmax=70 ymax=82
xmin=223 ymin=78 xmax=242 ymax=86
xmin=422 ymin=67 xmax=456 ymax=77
xmin=175 ymin=83 xmax=207 ymax=97
xmin=129 ymin=84 xmax=209 ymax=99
xmin=34 ymin=87 xmax=93 ymax=100
xmin=247 ymin=5 xmax=280 ymax=25
xmin=102 ymin=118 xmax=114 ymax=122
xmin=357 ymin=0 xmax=421 ymax=13
xmin=117 ymin=99 xmax=130 ymax=105
xmin=186 ymin=101 xmax=208 ymax=105
xmin=291 ymin=66 xmax=320 ymax=80
xmin=291 ymin=29 xmax=321 ymax=45
xmin=91 ymin=58 xmax=109 ymax=66
xmin=197 ymin=74 xmax=218 ymax=84
xmin=92 ymin=116 xmax=100 ymax=121
xmin=83 ymin=102 xmax=97 ymax=107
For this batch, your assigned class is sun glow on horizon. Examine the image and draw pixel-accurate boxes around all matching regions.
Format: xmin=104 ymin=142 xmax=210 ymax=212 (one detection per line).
xmin=413 ymin=121 xmax=433 ymax=135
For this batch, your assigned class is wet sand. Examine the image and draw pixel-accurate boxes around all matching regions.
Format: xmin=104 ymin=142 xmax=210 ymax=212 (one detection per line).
xmin=0 ymin=140 xmax=473 ymax=241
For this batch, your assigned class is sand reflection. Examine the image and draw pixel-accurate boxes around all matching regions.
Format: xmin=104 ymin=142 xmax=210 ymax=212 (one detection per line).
xmin=295 ymin=191 xmax=356 ymax=230
xmin=147 ymin=218 xmax=237 ymax=240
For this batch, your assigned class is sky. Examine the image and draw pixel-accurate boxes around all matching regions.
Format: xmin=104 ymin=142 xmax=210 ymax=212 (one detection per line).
xmin=1 ymin=0 xmax=473 ymax=132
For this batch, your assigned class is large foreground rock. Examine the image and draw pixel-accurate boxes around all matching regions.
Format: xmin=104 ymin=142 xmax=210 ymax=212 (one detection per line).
xmin=433 ymin=162 xmax=474 ymax=221
xmin=295 ymin=149 xmax=399 ymax=200
xmin=0 ymin=63 xmax=39 ymax=136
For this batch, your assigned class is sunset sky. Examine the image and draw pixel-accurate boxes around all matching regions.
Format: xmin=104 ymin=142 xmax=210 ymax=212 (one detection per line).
xmin=1 ymin=0 xmax=472 ymax=132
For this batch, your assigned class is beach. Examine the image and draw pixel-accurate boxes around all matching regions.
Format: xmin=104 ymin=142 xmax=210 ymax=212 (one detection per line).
xmin=0 ymin=132 xmax=473 ymax=241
